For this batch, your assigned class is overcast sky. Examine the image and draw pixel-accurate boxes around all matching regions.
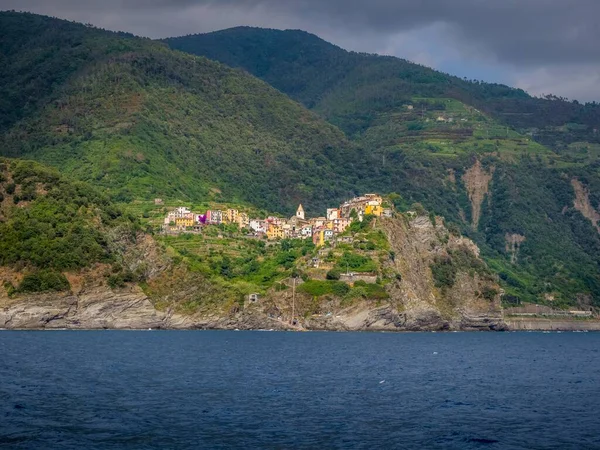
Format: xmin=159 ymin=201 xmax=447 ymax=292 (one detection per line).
xmin=2 ymin=0 xmax=599 ymax=102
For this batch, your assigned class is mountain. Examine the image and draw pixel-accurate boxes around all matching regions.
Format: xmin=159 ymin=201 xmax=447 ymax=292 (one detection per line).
xmin=1 ymin=13 xmax=599 ymax=309
xmin=169 ymin=27 xmax=600 ymax=308
xmin=0 ymin=12 xmax=356 ymax=214
xmin=0 ymin=159 xmax=506 ymax=331
xmin=166 ymin=27 xmax=600 ymax=145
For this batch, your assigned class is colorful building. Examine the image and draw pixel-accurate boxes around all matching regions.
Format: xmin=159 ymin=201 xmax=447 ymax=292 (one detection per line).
xmin=206 ymin=210 xmax=223 ymax=225
xmin=365 ymin=202 xmax=383 ymax=216
xmin=237 ymin=212 xmax=250 ymax=229
xmin=301 ymin=225 xmax=313 ymax=239
xmin=226 ymin=209 xmax=239 ymax=223
xmin=267 ymin=223 xmax=285 ymax=240
xmin=161 ymin=193 xmax=389 ymax=238
xmin=333 ymin=218 xmax=352 ymax=233
xmin=326 ymin=208 xmax=340 ymax=221
xmin=249 ymin=219 xmax=267 ymax=234
xmin=312 ymin=227 xmax=325 ymax=247
xmin=175 ymin=214 xmax=194 ymax=229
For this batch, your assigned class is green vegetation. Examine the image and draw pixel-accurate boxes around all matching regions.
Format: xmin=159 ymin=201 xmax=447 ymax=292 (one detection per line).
xmin=299 ymin=280 xmax=350 ymax=297
xmin=158 ymin=233 xmax=314 ymax=295
xmin=167 ymin=28 xmax=600 ymax=149
xmin=17 ymin=270 xmax=70 ymax=294
xmin=0 ymin=158 xmax=139 ymax=271
xmin=336 ymin=251 xmax=377 ymax=273
xmin=298 ymin=279 xmax=387 ymax=301
xmin=168 ymin=27 xmax=600 ymax=307
xmin=431 ymin=246 xmax=491 ymax=291
xmin=326 ymin=269 xmax=341 ymax=280
xmin=1 ymin=13 xmax=600 ymax=308
xmin=0 ymin=12 xmax=355 ymax=216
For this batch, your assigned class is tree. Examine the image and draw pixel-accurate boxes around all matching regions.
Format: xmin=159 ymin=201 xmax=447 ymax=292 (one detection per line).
xmin=326 ymin=269 xmax=341 ymax=280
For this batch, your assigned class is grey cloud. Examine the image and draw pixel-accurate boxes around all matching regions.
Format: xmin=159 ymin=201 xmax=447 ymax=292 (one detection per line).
xmin=210 ymin=0 xmax=600 ymax=66
xmin=2 ymin=0 xmax=600 ymax=101
xmin=3 ymin=0 xmax=599 ymax=65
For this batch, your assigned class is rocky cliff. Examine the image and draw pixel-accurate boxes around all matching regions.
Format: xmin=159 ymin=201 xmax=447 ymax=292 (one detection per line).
xmin=237 ymin=215 xmax=507 ymax=332
xmin=5 ymin=215 xmax=599 ymax=332
xmin=1 ymin=215 xmax=507 ymax=331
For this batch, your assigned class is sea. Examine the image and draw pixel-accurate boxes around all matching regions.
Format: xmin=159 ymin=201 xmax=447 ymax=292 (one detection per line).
xmin=1 ymin=330 xmax=599 ymax=449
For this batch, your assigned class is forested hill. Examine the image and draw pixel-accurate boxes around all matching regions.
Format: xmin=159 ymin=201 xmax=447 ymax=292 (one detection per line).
xmin=1 ymin=12 xmax=600 ymax=308
xmin=167 ymin=27 xmax=600 ymax=309
xmin=166 ymin=27 xmax=600 ymax=148
xmin=0 ymin=157 xmax=139 ymax=292
xmin=0 ymin=12 xmax=356 ymax=213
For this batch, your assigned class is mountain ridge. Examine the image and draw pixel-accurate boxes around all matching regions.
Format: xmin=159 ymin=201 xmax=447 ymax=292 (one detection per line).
xmin=166 ymin=26 xmax=600 ymax=143
xmin=1 ymin=12 xmax=599 ymax=309
xmin=0 ymin=11 xmax=357 ymax=214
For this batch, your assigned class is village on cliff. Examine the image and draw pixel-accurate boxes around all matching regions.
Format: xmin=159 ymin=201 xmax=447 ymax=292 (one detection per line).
xmin=162 ymin=194 xmax=392 ymax=246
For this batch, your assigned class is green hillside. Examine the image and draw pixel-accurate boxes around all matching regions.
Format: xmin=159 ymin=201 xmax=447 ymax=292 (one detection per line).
xmin=166 ymin=27 xmax=600 ymax=149
xmin=0 ymin=157 xmax=141 ymax=291
xmin=0 ymin=12 xmax=356 ymax=215
xmin=1 ymin=13 xmax=599 ymax=308
xmin=168 ymin=27 xmax=600 ymax=308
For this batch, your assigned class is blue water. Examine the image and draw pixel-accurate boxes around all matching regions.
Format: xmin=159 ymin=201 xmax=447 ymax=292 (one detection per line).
xmin=1 ymin=331 xmax=599 ymax=449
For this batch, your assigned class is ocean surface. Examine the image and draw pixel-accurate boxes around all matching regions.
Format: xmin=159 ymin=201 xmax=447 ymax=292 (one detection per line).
xmin=1 ymin=331 xmax=599 ymax=449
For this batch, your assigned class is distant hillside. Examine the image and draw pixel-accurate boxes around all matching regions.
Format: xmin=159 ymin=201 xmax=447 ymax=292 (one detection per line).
xmin=169 ymin=27 xmax=600 ymax=308
xmin=0 ymin=12 xmax=356 ymax=215
xmin=166 ymin=27 xmax=600 ymax=148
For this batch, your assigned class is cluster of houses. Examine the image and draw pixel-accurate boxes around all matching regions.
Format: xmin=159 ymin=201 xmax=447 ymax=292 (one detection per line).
xmin=163 ymin=194 xmax=391 ymax=246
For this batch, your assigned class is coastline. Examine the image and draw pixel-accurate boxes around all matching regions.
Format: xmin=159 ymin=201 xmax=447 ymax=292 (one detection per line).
xmin=2 ymin=280 xmax=598 ymax=333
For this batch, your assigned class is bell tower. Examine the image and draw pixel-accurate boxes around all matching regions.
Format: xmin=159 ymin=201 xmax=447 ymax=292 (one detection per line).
xmin=296 ymin=204 xmax=305 ymax=220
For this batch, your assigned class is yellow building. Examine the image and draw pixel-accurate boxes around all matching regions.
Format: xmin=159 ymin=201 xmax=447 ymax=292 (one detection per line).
xmin=365 ymin=203 xmax=383 ymax=216
xmin=312 ymin=228 xmax=325 ymax=247
xmin=237 ymin=212 xmax=250 ymax=229
xmin=226 ymin=209 xmax=239 ymax=223
xmin=267 ymin=224 xmax=285 ymax=240
xmin=175 ymin=216 xmax=195 ymax=228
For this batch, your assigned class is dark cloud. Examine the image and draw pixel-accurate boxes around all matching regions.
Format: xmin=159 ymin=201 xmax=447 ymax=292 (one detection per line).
xmin=2 ymin=0 xmax=600 ymax=101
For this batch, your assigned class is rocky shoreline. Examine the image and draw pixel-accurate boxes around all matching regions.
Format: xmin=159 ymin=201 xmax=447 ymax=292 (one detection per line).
xmin=2 ymin=216 xmax=598 ymax=333
xmin=1 ymin=287 xmax=598 ymax=331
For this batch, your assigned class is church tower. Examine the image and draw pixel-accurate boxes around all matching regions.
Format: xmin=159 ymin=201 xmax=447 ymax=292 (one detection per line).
xmin=296 ymin=204 xmax=305 ymax=220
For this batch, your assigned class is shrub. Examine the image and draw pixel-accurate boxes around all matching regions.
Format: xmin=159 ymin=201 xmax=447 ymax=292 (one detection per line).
xmin=336 ymin=252 xmax=377 ymax=273
xmin=364 ymin=283 xmax=390 ymax=300
xmin=326 ymin=269 xmax=341 ymax=280
xmin=3 ymin=281 xmax=15 ymax=296
xmin=299 ymin=280 xmax=332 ymax=297
xmin=18 ymin=270 xmax=70 ymax=293
xmin=298 ymin=280 xmax=350 ymax=297
xmin=331 ymin=281 xmax=350 ymax=296
xmin=431 ymin=255 xmax=457 ymax=289
xmin=482 ymin=287 xmax=498 ymax=301
xmin=411 ymin=202 xmax=427 ymax=216
xmin=107 ymin=271 xmax=135 ymax=289
xmin=447 ymin=222 xmax=461 ymax=236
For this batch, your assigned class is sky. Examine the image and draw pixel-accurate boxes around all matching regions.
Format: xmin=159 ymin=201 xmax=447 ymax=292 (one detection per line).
xmin=2 ymin=0 xmax=599 ymax=102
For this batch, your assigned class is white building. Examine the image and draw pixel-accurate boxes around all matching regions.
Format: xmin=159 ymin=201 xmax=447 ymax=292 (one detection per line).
xmin=249 ymin=219 xmax=267 ymax=234
xmin=326 ymin=208 xmax=340 ymax=221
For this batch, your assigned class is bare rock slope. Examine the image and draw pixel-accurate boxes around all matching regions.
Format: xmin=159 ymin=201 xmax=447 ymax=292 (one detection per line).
xmin=259 ymin=215 xmax=506 ymax=332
